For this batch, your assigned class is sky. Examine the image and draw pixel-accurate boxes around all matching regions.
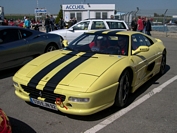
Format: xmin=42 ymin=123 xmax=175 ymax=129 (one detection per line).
xmin=1 ymin=0 xmax=177 ymax=16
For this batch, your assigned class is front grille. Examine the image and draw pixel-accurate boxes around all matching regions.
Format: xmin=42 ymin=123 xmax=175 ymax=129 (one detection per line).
xmin=21 ymin=85 xmax=66 ymax=103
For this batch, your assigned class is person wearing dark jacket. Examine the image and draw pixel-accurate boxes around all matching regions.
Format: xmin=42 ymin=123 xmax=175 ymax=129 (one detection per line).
xmin=131 ymin=18 xmax=137 ymax=31
xmin=59 ymin=18 xmax=65 ymax=29
xmin=145 ymin=17 xmax=152 ymax=36
xmin=44 ymin=15 xmax=50 ymax=33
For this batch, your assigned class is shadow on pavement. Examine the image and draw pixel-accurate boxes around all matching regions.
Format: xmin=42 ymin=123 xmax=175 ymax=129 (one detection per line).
xmin=9 ymin=117 xmax=37 ymax=133
xmin=0 ymin=67 xmax=21 ymax=79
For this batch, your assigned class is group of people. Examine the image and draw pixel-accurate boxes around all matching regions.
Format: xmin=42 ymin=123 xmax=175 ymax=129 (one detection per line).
xmin=131 ymin=16 xmax=152 ymax=36
xmin=44 ymin=15 xmax=56 ymax=33
xmin=44 ymin=14 xmax=78 ymax=33
xmin=1 ymin=16 xmax=42 ymax=31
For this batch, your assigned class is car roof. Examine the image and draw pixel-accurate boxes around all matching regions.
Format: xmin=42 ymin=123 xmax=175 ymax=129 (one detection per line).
xmin=85 ymin=30 xmax=135 ymax=35
xmin=84 ymin=18 xmax=126 ymax=22
xmin=85 ymin=30 xmax=157 ymax=42
xmin=0 ymin=26 xmax=26 ymax=30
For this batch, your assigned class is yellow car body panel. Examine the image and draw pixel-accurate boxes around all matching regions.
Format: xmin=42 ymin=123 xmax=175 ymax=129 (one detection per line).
xmin=13 ymin=30 xmax=166 ymax=115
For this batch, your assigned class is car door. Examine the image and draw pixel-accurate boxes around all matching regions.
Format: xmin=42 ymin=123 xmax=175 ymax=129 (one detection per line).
xmin=66 ymin=21 xmax=90 ymax=42
xmin=0 ymin=28 xmax=28 ymax=70
xmin=130 ymin=34 xmax=156 ymax=86
xmin=19 ymin=29 xmax=42 ymax=56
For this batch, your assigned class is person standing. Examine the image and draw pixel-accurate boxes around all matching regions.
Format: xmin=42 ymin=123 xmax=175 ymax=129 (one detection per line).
xmin=44 ymin=15 xmax=50 ymax=33
xmin=110 ymin=15 xmax=114 ymax=19
xmin=59 ymin=18 xmax=65 ymax=29
xmin=137 ymin=16 xmax=144 ymax=32
xmin=71 ymin=17 xmax=77 ymax=26
xmin=131 ymin=17 xmax=137 ymax=31
xmin=142 ymin=17 xmax=146 ymax=33
xmin=3 ymin=18 xmax=8 ymax=25
xmin=24 ymin=17 xmax=31 ymax=29
xmin=50 ymin=15 xmax=55 ymax=31
xmin=145 ymin=17 xmax=152 ymax=36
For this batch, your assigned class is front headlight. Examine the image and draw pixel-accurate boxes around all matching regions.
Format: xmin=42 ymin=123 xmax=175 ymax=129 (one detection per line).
xmin=68 ymin=97 xmax=90 ymax=102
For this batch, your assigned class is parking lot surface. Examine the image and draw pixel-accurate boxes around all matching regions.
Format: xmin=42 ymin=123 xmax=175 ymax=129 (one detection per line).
xmin=0 ymin=34 xmax=177 ymax=133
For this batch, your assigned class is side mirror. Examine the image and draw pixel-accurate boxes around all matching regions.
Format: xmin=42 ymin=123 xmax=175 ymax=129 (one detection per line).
xmin=132 ymin=46 xmax=149 ymax=55
xmin=62 ymin=40 xmax=68 ymax=47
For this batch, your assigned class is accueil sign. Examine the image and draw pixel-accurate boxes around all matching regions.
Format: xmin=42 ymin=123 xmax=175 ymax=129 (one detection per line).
xmin=65 ymin=5 xmax=85 ymax=10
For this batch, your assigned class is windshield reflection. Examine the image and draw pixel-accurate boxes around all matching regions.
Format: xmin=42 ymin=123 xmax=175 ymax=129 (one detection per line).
xmin=65 ymin=33 xmax=129 ymax=55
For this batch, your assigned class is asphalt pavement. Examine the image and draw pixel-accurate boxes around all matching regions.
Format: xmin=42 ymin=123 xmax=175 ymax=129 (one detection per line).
xmin=0 ymin=36 xmax=177 ymax=133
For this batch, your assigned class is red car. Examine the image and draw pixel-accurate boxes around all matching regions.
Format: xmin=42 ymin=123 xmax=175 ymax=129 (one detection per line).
xmin=0 ymin=108 xmax=12 ymax=133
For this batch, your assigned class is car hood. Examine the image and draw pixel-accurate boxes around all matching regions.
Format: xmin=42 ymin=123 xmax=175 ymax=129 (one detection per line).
xmin=17 ymin=50 xmax=125 ymax=92
xmin=49 ymin=29 xmax=67 ymax=34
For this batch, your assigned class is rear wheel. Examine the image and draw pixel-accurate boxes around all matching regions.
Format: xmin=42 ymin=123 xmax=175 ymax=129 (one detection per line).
xmin=159 ymin=51 xmax=166 ymax=75
xmin=45 ymin=44 xmax=58 ymax=52
xmin=114 ymin=70 xmax=131 ymax=108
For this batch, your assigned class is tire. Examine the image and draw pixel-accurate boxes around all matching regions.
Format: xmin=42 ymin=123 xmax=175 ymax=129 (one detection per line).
xmin=159 ymin=51 xmax=166 ymax=75
xmin=114 ymin=70 xmax=131 ymax=108
xmin=45 ymin=44 xmax=58 ymax=52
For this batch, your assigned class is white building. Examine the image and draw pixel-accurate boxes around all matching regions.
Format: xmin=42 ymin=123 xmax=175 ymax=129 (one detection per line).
xmin=62 ymin=4 xmax=115 ymax=22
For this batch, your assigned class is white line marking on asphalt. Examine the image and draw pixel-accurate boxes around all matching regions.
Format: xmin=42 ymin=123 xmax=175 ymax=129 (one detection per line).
xmin=84 ymin=75 xmax=177 ymax=133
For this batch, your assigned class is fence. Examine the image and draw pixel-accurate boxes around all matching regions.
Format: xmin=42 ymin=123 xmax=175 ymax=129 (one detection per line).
xmin=117 ymin=9 xmax=177 ymax=33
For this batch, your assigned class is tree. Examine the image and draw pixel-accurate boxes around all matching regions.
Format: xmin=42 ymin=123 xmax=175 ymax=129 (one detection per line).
xmin=55 ymin=5 xmax=63 ymax=24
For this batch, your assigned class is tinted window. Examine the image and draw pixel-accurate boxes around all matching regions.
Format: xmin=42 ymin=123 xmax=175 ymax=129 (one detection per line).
xmin=19 ymin=29 xmax=32 ymax=39
xmin=106 ymin=21 xmax=126 ymax=29
xmin=0 ymin=29 xmax=20 ymax=44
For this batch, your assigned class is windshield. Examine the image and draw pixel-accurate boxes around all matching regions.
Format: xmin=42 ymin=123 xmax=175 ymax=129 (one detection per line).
xmin=64 ymin=33 xmax=129 ymax=56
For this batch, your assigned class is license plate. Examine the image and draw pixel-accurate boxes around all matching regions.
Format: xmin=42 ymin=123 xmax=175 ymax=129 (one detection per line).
xmin=30 ymin=98 xmax=58 ymax=111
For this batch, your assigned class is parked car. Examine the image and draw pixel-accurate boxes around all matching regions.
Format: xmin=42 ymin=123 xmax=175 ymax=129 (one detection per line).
xmin=0 ymin=26 xmax=62 ymax=71
xmin=13 ymin=30 xmax=166 ymax=115
xmin=0 ymin=108 xmax=12 ymax=133
xmin=49 ymin=18 xmax=129 ymax=44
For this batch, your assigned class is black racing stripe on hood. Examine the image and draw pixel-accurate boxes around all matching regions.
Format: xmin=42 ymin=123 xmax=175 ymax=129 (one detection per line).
xmin=43 ymin=53 xmax=95 ymax=92
xmin=28 ymin=51 xmax=79 ymax=88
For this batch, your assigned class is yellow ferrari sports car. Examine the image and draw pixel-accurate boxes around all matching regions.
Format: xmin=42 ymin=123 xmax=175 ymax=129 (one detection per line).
xmin=13 ymin=30 xmax=166 ymax=115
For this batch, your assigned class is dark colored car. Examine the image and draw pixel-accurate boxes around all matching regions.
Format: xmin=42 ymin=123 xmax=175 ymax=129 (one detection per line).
xmin=0 ymin=26 xmax=62 ymax=71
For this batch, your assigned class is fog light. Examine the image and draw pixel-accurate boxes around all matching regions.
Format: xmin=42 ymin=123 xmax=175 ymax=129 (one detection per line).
xmin=13 ymin=82 xmax=19 ymax=87
xmin=68 ymin=97 xmax=89 ymax=102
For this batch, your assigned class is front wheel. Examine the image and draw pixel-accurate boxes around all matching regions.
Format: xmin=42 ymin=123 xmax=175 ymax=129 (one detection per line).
xmin=114 ymin=70 xmax=131 ymax=108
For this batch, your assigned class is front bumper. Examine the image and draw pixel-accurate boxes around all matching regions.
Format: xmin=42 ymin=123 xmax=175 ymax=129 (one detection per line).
xmin=13 ymin=76 xmax=118 ymax=115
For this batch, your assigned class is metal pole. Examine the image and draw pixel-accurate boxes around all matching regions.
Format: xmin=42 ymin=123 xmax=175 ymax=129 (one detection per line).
xmin=37 ymin=0 xmax=39 ymax=8
xmin=135 ymin=7 xmax=139 ymax=18
xmin=128 ymin=11 xmax=133 ymax=28
xmin=163 ymin=9 xmax=168 ymax=36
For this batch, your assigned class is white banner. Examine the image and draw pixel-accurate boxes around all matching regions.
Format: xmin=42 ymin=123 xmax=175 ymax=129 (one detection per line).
xmin=34 ymin=9 xmax=47 ymax=14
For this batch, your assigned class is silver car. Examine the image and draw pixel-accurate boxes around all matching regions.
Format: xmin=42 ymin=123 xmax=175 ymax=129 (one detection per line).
xmin=0 ymin=26 xmax=62 ymax=71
